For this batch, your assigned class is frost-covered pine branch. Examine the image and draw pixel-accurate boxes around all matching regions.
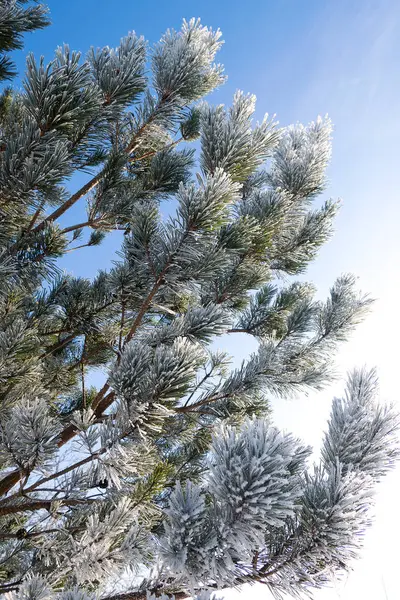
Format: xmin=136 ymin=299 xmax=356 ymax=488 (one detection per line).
xmin=0 ymin=6 xmax=398 ymax=600
xmin=0 ymin=1 xmax=49 ymax=82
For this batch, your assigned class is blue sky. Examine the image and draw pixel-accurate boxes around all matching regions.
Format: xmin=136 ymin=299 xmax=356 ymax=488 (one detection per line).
xmin=11 ymin=1 xmax=400 ymax=598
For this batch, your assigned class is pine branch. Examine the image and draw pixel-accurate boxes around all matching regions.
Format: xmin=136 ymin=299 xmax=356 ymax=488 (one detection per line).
xmin=124 ymin=274 xmax=165 ymax=345
xmin=0 ymin=581 xmax=23 ymax=595
xmin=119 ymin=301 xmax=126 ymax=353
xmin=0 ymin=526 xmax=81 ymax=541
xmin=33 ymin=172 xmax=103 ymax=233
xmin=101 ymin=590 xmax=190 ymax=600
xmin=0 ymin=403 xmax=113 ymax=497
xmin=42 ymin=333 xmax=77 ymax=358
xmin=65 ymin=243 xmax=93 ymax=253
xmin=0 ymin=422 xmax=136 ymax=510
xmin=32 ymin=96 xmax=173 ymax=234
xmin=81 ymin=357 xmax=86 ymax=409
xmin=26 ymin=200 xmax=45 ymax=233
xmin=0 ymin=497 xmax=93 ymax=517
xmin=0 ymin=19 xmax=394 ymax=599
xmin=90 ymin=253 xmax=175 ymax=412
xmin=252 ymin=550 xmax=259 ymax=571
xmin=0 ymin=258 xmax=177 ymax=497
xmin=131 ymin=136 xmax=184 ymax=163
xmin=61 ymin=220 xmax=95 ymax=234
xmin=183 ymin=368 xmax=214 ymax=407
xmin=176 ymin=392 xmax=230 ymax=413
xmin=99 ymin=563 xmax=304 ymax=600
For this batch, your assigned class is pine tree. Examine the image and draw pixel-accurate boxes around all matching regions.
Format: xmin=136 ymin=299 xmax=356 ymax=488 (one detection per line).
xmin=0 ymin=7 xmax=398 ymax=600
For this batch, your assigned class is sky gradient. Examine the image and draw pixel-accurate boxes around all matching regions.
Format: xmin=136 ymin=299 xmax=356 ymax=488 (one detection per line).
xmin=10 ymin=1 xmax=400 ymax=598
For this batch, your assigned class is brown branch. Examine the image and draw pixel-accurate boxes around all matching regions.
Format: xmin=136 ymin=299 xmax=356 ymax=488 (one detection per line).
xmin=98 ymin=565 xmax=280 ymax=600
xmin=183 ymin=369 xmax=213 ymax=407
xmin=56 ymin=390 xmax=114 ymax=448
xmin=90 ymin=263 xmax=169 ymax=414
xmin=79 ymin=269 xmax=167 ymax=420
xmin=42 ymin=277 xmax=166 ymax=482
xmin=42 ymin=333 xmax=77 ymax=358
xmin=0 ymin=525 xmax=81 ymax=541
xmin=24 ymin=451 xmax=105 ymax=496
xmin=176 ymin=392 xmax=230 ymax=413
xmin=81 ymin=359 xmax=86 ymax=409
xmin=131 ymin=137 xmax=184 ymax=163
xmin=38 ymin=329 xmax=68 ymax=336
xmin=101 ymin=590 xmax=190 ymax=600
xmin=92 ymin=390 xmax=115 ymax=416
xmin=0 ymin=453 xmax=103 ymax=510
xmin=0 ymin=580 xmax=23 ymax=595
xmin=61 ymin=220 xmax=94 ymax=234
xmin=124 ymin=97 xmax=165 ymax=155
xmin=125 ymin=278 xmax=164 ymax=346
xmin=26 ymin=201 xmax=45 ymax=233
xmin=0 ymin=471 xmax=22 ymax=498
xmin=0 ymin=497 xmax=92 ymax=517
xmin=65 ymin=243 xmax=93 ymax=253
xmin=119 ymin=301 xmax=126 ymax=353
xmin=33 ymin=173 xmax=103 ymax=234
xmin=91 ymin=380 xmax=112 ymax=412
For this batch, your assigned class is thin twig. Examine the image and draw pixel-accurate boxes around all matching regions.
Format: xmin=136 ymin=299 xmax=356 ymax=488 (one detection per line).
xmin=65 ymin=243 xmax=92 ymax=253
xmin=42 ymin=333 xmax=77 ymax=358
xmin=26 ymin=201 xmax=45 ymax=233
xmin=183 ymin=369 xmax=213 ymax=407
xmin=176 ymin=392 xmax=230 ymax=413
xmin=131 ymin=137 xmax=184 ymax=163
xmin=33 ymin=173 xmax=103 ymax=234
xmin=81 ymin=359 xmax=86 ymax=409
xmin=61 ymin=220 xmax=95 ymax=234
xmin=119 ymin=301 xmax=126 ymax=353
xmin=0 ymin=497 xmax=94 ymax=517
